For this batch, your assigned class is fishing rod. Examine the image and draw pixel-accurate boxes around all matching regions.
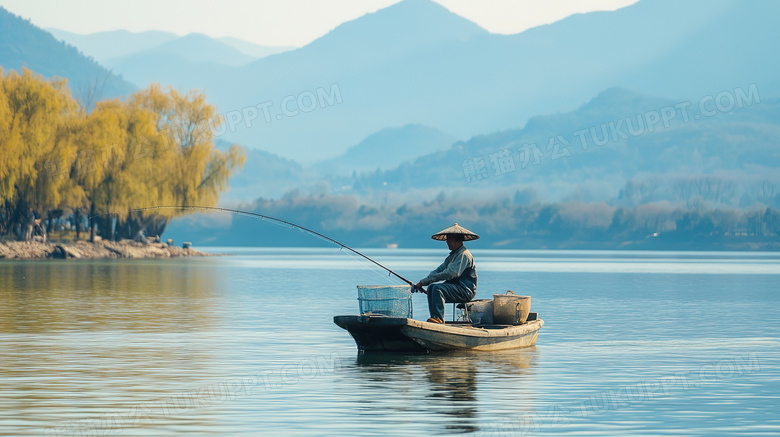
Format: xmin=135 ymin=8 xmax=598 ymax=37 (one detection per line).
xmin=100 ymin=205 xmax=423 ymax=291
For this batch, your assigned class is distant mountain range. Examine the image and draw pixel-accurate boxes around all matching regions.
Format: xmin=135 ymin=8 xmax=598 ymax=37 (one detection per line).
xmin=0 ymin=7 xmax=135 ymax=101
xmin=12 ymin=0 xmax=780 ymax=164
xmin=47 ymin=28 xmax=295 ymax=65
xmin=220 ymin=123 xmax=455 ymax=199
xmin=224 ymin=84 xmax=780 ymax=206
xmin=314 ymin=124 xmax=455 ymax=175
xmin=349 ymin=86 xmax=780 ymax=205
xmin=47 ymin=29 xmax=295 ymax=89
xmin=103 ymin=33 xmax=259 ymax=89
xmin=46 ymin=29 xmax=179 ymax=63
xmin=121 ymin=0 xmax=776 ymax=162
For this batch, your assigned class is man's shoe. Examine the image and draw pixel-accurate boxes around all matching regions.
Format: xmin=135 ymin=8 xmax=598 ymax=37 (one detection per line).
xmin=426 ymin=317 xmax=444 ymax=324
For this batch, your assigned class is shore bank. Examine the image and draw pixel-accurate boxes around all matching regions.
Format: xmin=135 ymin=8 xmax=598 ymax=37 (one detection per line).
xmin=0 ymin=240 xmax=210 ymax=260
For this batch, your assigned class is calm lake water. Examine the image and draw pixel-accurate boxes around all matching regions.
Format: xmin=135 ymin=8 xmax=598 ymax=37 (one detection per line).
xmin=1 ymin=248 xmax=779 ymax=436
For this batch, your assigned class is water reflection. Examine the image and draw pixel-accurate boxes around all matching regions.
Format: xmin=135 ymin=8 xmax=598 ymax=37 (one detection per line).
xmin=350 ymin=349 xmax=538 ymax=434
xmin=0 ymin=259 xmax=219 ymax=333
xmin=0 ymin=259 xmax=225 ymax=435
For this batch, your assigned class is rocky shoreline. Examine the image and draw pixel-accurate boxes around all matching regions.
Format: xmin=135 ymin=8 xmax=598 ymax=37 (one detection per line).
xmin=0 ymin=240 xmax=211 ymax=260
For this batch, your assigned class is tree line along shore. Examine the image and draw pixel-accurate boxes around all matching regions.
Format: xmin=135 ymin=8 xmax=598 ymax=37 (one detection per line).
xmin=0 ymin=68 xmax=244 ymax=247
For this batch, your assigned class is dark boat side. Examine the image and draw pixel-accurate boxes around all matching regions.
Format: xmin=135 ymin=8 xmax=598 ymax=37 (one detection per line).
xmin=333 ymin=315 xmax=427 ymax=352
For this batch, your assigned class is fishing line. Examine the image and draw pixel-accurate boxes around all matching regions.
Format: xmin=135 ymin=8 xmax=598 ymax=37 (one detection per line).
xmin=94 ymin=205 xmax=420 ymax=290
xmin=339 ymin=246 xmax=405 ymax=286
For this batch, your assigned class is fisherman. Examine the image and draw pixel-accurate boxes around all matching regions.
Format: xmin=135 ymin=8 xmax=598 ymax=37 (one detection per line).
xmin=415 ymin=223 xmax=478 ymax=324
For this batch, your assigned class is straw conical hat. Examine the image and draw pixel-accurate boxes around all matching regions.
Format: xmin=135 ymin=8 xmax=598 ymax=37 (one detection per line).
xmin=431 ymin=223 xmax=480 ymax=241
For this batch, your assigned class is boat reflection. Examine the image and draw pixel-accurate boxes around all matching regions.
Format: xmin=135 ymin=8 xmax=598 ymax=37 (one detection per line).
xmin=350 ymin=349 xmax=538 ymax=434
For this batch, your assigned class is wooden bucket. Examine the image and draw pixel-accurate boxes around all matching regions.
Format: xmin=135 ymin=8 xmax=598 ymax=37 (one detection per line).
xmin=492 ymin=291 xmax=531 ymax=325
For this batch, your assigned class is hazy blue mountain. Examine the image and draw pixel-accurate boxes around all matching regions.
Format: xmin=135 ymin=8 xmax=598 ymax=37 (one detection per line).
xmin=0 ymin=7 xmax=135 ymax=101
xmin=14 ymin=0 xmax=779 ymax=167
xmin=510 ymin=0 xmax=780 ymax=99
xmin=199 ymin=0 xmax=779 ymax=163
xmin=107 ymin=33 xmax=256 ymax=67
xmin=298 ymin=0 xmax=488 ymax=65
xmin=217 ymin=37 xmax=295 ymax=59
xmin=351 ymin=86 xmax=780 ymax=205
xmin=47 ymin=28 xmax=178 ymax=64
xmin=314 ymin=124 xmax=455 ymax=175
xmin=213 ymin=0 xmax=491 ymax=161
xmin=219 ymin=144 xmax=306 ymax=201
xmin=104 ymin=33 xmax=259 ymax=88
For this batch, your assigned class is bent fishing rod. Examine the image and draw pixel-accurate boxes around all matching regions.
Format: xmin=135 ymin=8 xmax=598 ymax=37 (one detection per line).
xmin=98 ymin=205 xmax=424 ymax=292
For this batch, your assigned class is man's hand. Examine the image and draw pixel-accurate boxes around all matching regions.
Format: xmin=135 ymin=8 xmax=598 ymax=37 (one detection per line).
xmin=414 ymin=282 xmax=427 ymax=294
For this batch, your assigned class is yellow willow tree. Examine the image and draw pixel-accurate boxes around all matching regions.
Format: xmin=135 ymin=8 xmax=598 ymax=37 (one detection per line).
xmin=0 ymin=68 xmax=19 ymax=234
xmin=111 ymin=102 xmax=181 ymax=241
xmin=0 ymin=69 xmax=81 ymax=241
xmin=77 ymin=99 xmax=130 ymax=241
xmin=127 ymin=84 xmax=245 ymax=238
xmin=75 ymin=98 xmax=178 ymax=241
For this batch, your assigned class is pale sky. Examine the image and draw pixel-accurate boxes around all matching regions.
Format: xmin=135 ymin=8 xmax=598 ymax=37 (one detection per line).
xmin=0 ymin=0 xmax=638 ymax=47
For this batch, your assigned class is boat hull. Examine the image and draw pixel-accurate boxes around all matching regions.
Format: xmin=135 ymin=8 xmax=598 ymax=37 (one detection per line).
xmin=334 ymin=315 xmax=543 ymax=352
xmin=333 ymin=315 xmax=427 ymax=352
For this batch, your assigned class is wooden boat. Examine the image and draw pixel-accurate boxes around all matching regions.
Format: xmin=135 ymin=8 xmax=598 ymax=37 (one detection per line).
xmin=333 ymin=313 xmax=543 ymax=352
